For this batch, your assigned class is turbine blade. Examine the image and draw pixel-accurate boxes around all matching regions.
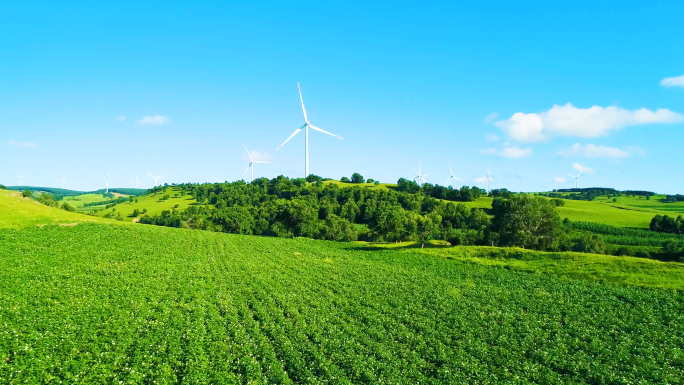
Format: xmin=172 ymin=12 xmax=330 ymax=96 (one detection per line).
xmin=445 ymin=178 xmax=451 ymax=184
xmin=489 ymin=177 xmax=494 ymax=182
xmin=252 ymin=161 xmax=274 ymax=164
xmin=276 ymin=126 xmax=304 ymax=151
xmin=449 ymin=163 xmax=453 ymax=175
xmin=242 ymin=142 xmax=252 ymax=161
xmin=455 ymin=177 xmax=462 ymax=181
xmin=297 ymin=82 xmax=308 ymax=122
xmin=309 ymin=125 xmax=343 ymax=140
xmin=577 ymin=171 xmax=582 ymax=177
xmin=568 ymin=174 xmax=575 ymax=178
xmin=242 ymin=163 xmax=251 ymax=178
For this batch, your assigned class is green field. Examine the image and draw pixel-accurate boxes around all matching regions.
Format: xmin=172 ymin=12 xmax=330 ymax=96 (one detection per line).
xmin=0 ymin=189 xmax=118 ymax=229
xmin=61 ymin=193 xmax=122 ymax=212
xmin=95 ymin=186 xmax=199 ymax=221
xmin=1 ymin=223 xmax=683 ymax=383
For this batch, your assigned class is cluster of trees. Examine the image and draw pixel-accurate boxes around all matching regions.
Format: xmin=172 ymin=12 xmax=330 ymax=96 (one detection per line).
xmin=545 ymin=188 xmax=655 ymax=202
xmin=396 ymin=178 xmax=484 ymax=202
xmin=664 ymin=195 xmax=684 ymax=203
xmin=139 ymin=177 xmax=578 ymax=251
xmin=650 ymin=215 xmax=684 ymax=234
xmin=83 ymin=196 xmax=131 ymax=207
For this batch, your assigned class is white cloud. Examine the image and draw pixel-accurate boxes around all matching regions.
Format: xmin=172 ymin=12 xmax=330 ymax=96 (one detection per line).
xmin=137 ymin=115 xmax=171 ymax=125
xmin=484 ymin=112 xmax=499 ymax=123
xmin=7 ymin=140 xmax=38 ymax=148
xmin=495 ymin=103 xmax=683 ymax=142
xmin=661 ymin=74 xmax=684 ymax=88
xmin=557 ymin=143 xmax=630 ymax=158
xmin=554 ymin=177 xmax=567 ymax=183
xmin=485 ymin=133 xmax=500 ymax=142
xmin=480 ymin=146 xmax=533 ymax=158
xmin=119 ymin=116 xmax=126 ymax=122
xmin=573 ymin=163 xmax=594 ymax=174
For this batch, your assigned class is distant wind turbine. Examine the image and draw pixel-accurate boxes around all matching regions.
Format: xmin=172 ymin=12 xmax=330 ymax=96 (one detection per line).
xmin=276 ymin=82 xmax=343 ymax=178
xmin=477 ymin=166 xmax=494 ymax=193
xmin=213 ymin=177 xmax=224 ymax=183
xmin=413 ymin=159 xmax=429 ymax=187
xmin=242 ymin=142 xmax=274 ymax=182
xmin=568 ymin=171 xmax=582 ymax=188
xmin=148 ymin=173 xmax=164 ymax=187
xmin=132 ymin=174 xmax=142 ymax=188
xmin=100 ymin=170 xmax=110 ymax=193
xmin=445 ymin=163 xmax=461 ymax=188
xmin=18 ymin=173 xmax=26 ymax=186
xmin=58 ymin=174 xmax=68 ymax=189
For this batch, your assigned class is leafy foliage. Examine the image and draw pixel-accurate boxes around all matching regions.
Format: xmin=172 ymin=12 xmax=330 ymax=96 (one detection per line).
xmin=1 ymin=224 xmax=683 ymax=383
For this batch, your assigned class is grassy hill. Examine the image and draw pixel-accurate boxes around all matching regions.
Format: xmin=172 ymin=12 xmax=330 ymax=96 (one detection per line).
xmin=96 ymin=186 xmax=199 ymax=221
xmin=1 ymin=223 xmax=683 ymax=383
xmin=0 ymin=189 xmax=119 ymax=229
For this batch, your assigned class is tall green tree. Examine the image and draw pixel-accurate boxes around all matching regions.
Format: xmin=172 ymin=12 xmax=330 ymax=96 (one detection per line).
xmin=490 ymin=195 xmax=563 ymax=250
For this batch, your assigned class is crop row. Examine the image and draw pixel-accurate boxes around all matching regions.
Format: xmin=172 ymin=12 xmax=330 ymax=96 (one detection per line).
xmin=1 ymin=224 xmax=683 ymax=383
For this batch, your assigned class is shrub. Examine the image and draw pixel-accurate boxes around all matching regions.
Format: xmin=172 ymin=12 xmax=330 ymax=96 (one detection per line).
xmin=572 ymin=233 xmax=607 ymax=254
xmin=61 ymin=202 xmax=76 ymax=212
xmin=340 ymin=177 xmax=350 ymax=183
xmin=351 ymin=173 xmax=365 ymax=184
xmin=22 ymin=190 xmax=31 ymax=198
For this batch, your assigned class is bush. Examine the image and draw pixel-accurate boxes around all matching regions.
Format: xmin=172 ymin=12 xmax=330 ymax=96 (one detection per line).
xmin=340 ymin=177 xmax=351 ymax=183
xmin=366 ymin=178 xmax=375 ymax=183
xmin=22 ymin=190 xmax=31 ymax=198
xmin=572 ymin=233 xmax=607 ymax=254
xmin=552 ymin=199 xmax=565 ymax=207
xmin=615 ymin=247 xmax=634 ymax=257
xmin=61 ymin=202 xmax=76 ymax=212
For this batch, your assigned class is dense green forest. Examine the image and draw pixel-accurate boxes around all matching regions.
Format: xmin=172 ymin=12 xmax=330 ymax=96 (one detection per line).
xmin=651 ymin=214 xmax=684 ymax=234
xmin=541 ymin=188 xmax=655 ymax=201
xmin=138 ymin=177 xmax=684 ymax=260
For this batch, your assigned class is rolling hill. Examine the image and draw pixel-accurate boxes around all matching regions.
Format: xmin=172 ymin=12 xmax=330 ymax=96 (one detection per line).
xmin=0 ymin=189 xmax=120 ymax=229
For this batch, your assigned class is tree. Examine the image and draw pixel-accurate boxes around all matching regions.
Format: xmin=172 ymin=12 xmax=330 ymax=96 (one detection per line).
xmin=572 ymin=233 xmax=606 ymax=254
xmin=340 ymin=177 xmax=351 ymax=183
xmin=416 ymin=212 xmax=441 ymax=248
xmin=366 ymin=178 xmax=375 ymax=183
xmin=306 ymin=174 xmax=323 ymax=183
xmin=490 ymin=195 xmax=564 ymax=250
xmin=351 ymin=173 xmax=365 ymax=184
xmin=214 ymin=206 xmax=254 ymax=235
xmin=22 ymin=190 xmax=31 ymax=198
xmin=376 ymin=206 xmax=407 ymax=242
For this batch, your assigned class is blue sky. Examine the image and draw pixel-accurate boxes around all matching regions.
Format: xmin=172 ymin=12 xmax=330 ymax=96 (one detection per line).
xmin=1 ymin=1 xmax=683 ymax=193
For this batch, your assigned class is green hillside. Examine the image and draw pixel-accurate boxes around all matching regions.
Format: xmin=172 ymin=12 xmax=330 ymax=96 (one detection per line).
xmin=1 ymin=223 xmax=683 ymax=383
xmin=0 ymin=189 xmax=119 ymax=229
xmin=96 ymin=186 xmax=199 ymax=221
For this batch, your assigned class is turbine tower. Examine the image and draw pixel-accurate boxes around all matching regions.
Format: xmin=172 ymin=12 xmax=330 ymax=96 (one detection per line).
xmin=568 ymin=171 xmax=582 ymax=189
xmin=276 ymin=82 xmax=344 ymax=178
xmin=132 ymin=174 xmax=142 ymax=188
xmin=58 ymin=174 xmax=68 ymax=189
xmin=147 ymin=173 xmax=164 ymax=187
xmin=478 ymin=166 xmax=494 ymax=193
xmin=100 ymin=170 xmax=110 ymax=193
xmin=242 ymin=142 xmax=274 ymax=182
xmin=413 ymin=159 xmax=429 ymax=186
xmin=17 ymin=173 xmax=26 ymax=186
xmin=445 ymin=163 xmax=461 ymax=188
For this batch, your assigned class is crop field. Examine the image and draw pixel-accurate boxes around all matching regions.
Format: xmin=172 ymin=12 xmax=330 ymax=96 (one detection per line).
xmin=0 ymin=189 xmax=117 ymax=229
xmin=96 ymin=187 xmax=199 ymax=221
xmin=592 ymin=194 xmax=684 ymax=215
xmin=1 ymin=223 xmax=683 ymax=383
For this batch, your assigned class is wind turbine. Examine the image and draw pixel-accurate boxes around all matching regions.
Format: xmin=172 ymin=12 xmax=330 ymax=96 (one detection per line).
xmin=568 ymin=171 xmax=582 ymax=189
xmin=413 ymin=159 xmax=428 ymax=186
xmin=17 ymin=173 xmax=26 ymax=186
xmin=58 ymin=174 xmax=68 ymax=189
xmin=100 ymin=170 xmax=110 ymax=193
xmin=148 ymin=173 xmax=163 ymax=187
xmin=276 ymin=82 xmax=344 ymax=178
xmin=242 ymin=142 xmax=274 ymax=182
xmin=477 ymin=166 xmax=494 ymax=193
xmin=445 ymin=163 xmax=461 ymax=188
xmin=132 ymin=174 xmax=142 ymax=188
